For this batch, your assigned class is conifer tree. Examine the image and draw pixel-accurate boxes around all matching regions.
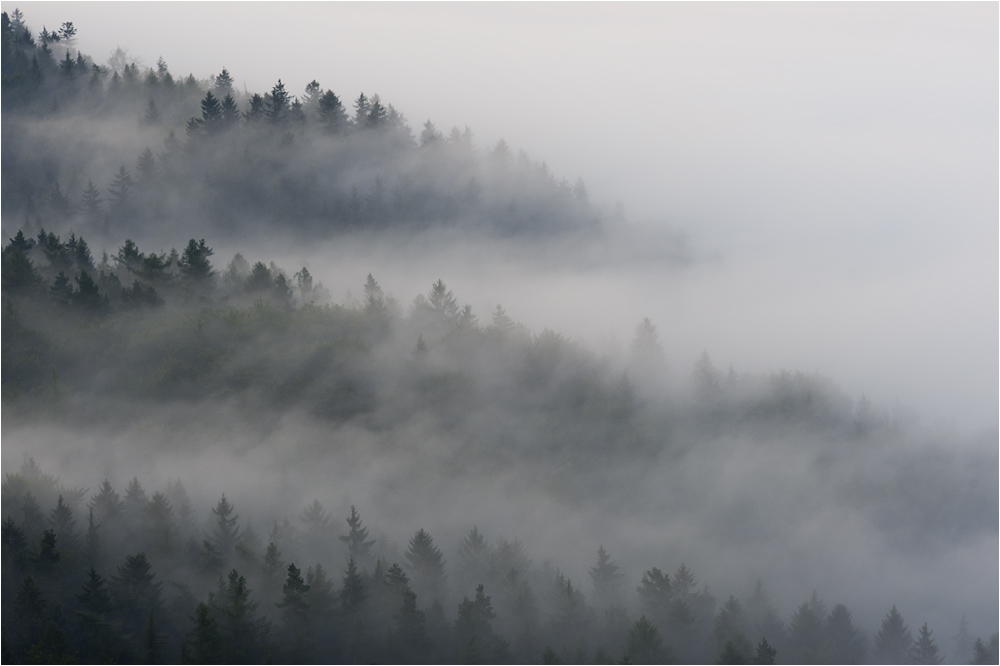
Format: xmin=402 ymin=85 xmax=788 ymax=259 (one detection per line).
xmin=107 ymin=164 xmax=133 ymax=211
xmin=135 ymin=147 xmax=158 ymax=183
xmin=212 ymin=569 xmax=269 ymax=663
xmin=77 ymin=567 xmax=111 ymax=615
xmin=589 ymin=545 xmax=624 ymax=610
xmin=179 ymin=238 xmax=214 ymax=283
xmin=183 ymin=602 xmax=222 ymax=664
xmin=911 ymin=622 xmax=941 ymax=665
xmin=873 ymin=605 xmax=913 ymax=665
xmin=456 ymin=526 xmax=491 ymax=599
xmin=637 ymin=567 xmax=672 ymax=628
xmin=277 ymin=563 xmax=311 ymax=661
xmin=755 ymin=637 xmax=777 ymax=664
xmin=220 ymin=93 xmax=240 ymax=129
xmin=787 ymin=600 xmax=825 ymax=664
xmin=826 ymin=602 xmax=865 ymax=664
xmin=339 ymin=505 xmax=375 ymax=571
xmin=266 ymin=79 xmax=289 ymax=124
xmin=143 ymin=98 xmax=160 ymax=125
xmin=405 ymin=529 xmax=447 ymax=608
xmin=47 ymin=495 xmax=77 ymax=553
xmin=317 ymin=89 xmax=347 ymax=133
xmin=209 ymin=494 xmax=240 ymax=562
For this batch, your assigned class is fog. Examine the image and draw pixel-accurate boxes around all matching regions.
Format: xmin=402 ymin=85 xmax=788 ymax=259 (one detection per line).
xmin=1 ymin=3 xmax=997 ymax=664
xmin=11 ymin=1 xmax=997 ymax=428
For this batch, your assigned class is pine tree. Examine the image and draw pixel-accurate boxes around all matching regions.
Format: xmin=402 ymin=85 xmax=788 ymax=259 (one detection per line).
xmin=873 ymin=605 xmax=913 ymax=665
xmin=245 ymin=93 xmax=266 ymax=123
xmin=200 ymin=90 xmax=222 ymax=131
xmin=107 ymin=164 xmax=133 ymax=211
xmin=391 ymin=588 xmax=428 ymax=661
xmin=47 ymin=181 xmax=71 ymax=216
xmin=455 ymin=526 xmax=491 ymax=599
xmin=179 ymin=238 xmax=214 ymax=283
xmin=220 ymin=93 xmax=240 ymax=129
xmin=12 ymin=574 xmax=47 ymax=659
xmin=141 ymin=612 xmax=163 ymax=664
xmin=755 ymin=637 xmax=777 ymax=664
xmin=261 ymin=541 xmax=283 ymax=585
xmin=405 ymin=529 xmax=447 ymax=607
xmin=787 ymin=600 xmax=825 ymax=664
xmin=317 ymin=89 xmax=347 ymax=133
xmin=428 ymin=279 xmax=458 ymax=323
xmin=454 ymin=583 xmax=498 ymax=662
xmin=277 ymin=563 xmax=311 ymax=662
xmin=143 ymin=98 xmax=160 ymax=125
xmin=77 ymin=567 xmax=111 ymax=615
xmin=266 ymin=79 xmax=289 ymax=124
xmin=89 ymin=480 xmax=124 ymax=525
xmin=211 ymin=569 xmax=270 ymax=663
xmin=341 ymin=556 xmax=366 ymax=613
xmin=184 ymin=602 xmax=222 ymax=664
xmin=109 ymin=552 xmax=162 ymax=641
xmin=911 ymin=622 xmax=941 ymax=665
xmin=209 ymin=494 xmax=240 ymax=562
xmin=145 ymin=492 xmax=175 ymax=553
xmin=826 ymin=602 xmax=865 ymax=664
xmin=72 ymin=270 xmax=108 ymax=312
xmin=713 ymin=595 xmax=749 ymax=657
xmin=971 ymin=637 xmax=995 ymax=665
xmin=637 ymin=567 xmax=672 ymax=629
xmin=135 ymin=147 xmax=158 ymax=183
xmin=589 ymin=545 xmax=624 ymax=610
xmin=353 ymin=92 xmax=370 ymax=126
xmin=339 ymin=505 xmax=375 ymax=571
xmin=50 ymin=271 xmax=73 ymax=306
xmin=48 ymin=495 xmax=78 ymax=553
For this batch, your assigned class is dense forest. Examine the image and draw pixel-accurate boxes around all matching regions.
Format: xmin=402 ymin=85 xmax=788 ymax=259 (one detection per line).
xmin=2 ymin=9 xmax=997 ymax=664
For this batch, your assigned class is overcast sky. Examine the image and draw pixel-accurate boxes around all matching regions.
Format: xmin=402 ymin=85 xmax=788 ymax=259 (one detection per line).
xmin=7 ymin=1 xmax=998 ymax=429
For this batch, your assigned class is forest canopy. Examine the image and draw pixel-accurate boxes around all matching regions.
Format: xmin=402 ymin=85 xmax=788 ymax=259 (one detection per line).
xmin=2 ymin=9 xmax=997 ymax=665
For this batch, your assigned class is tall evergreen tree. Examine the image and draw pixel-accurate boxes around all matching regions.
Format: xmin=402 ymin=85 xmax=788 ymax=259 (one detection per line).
xmin=405 ymin=529 xmax=447 ymax=608
xmin=873 ymin=605 xmax=913 ymax=665
xmin=589 ymin=545 xmax=624 ymax=610
xmin=208 ymin=494 xmax=240 ymax=562
xmin=266 ymin=79 xmax=289 ymax=124
xmin=179 ymin=238 xmax=214 ymax=284
xmin=317 ymin=89 xmax=347 ymax=132
xmin=339 ymin=505 xmax=375 ymax=571
xmin=826 ymin=602 xmax=865 ymax=664
xmin=211 ymin=569 xmax=270 ymax=663
xmin=911 ymin=622 xmax=941 ymax=665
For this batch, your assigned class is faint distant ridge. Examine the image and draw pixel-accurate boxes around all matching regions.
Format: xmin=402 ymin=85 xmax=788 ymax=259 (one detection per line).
xmin=1 ymin=9 xmax=605 ymax=242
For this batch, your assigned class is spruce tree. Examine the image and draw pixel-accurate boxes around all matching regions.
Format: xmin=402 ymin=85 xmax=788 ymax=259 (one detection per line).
xmin=339 ymin=505 xmax=375 ymax=571
xmin=873 ymin=605 xmax=913 ymax=665
xmin=405 ymin=529 xmax=447 ymax=608
xmin=911 ymin=622 xmax=941 ymax=665
xmin=589 ymin=545 xmax=624 ymax=610
xmin=826 ymin=602 xmax=865 ymax=664
xmin=209 ymin=494 xmax=240 ymax=562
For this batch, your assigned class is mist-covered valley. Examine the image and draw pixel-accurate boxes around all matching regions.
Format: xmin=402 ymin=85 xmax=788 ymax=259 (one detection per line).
xmin=2 ymin=6 xmax=997 ymax=665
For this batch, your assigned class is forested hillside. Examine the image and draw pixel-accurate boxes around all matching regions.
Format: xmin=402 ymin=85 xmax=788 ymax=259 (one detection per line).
xmin=2 ymin=8 xmax=598 ymax=245
xmin=2 ymin=9 xmax=997 ymax=664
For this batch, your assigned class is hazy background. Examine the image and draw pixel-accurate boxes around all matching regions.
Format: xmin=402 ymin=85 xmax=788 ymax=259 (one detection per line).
xmin=13 ymin=1 xmax=991 ymax=428
xmin=2 ymin=2 xmax=998 ymax=650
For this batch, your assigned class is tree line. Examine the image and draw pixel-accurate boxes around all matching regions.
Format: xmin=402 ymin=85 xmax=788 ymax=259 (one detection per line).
xmin=2 ymin=9 xmax=600 ymax=244
xmin=4 ymin=458 xmax=995 ymax=664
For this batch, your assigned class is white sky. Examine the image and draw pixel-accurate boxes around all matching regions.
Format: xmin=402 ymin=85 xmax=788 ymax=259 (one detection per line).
xmin=6 ymin=1 xmax=998 ymax=429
